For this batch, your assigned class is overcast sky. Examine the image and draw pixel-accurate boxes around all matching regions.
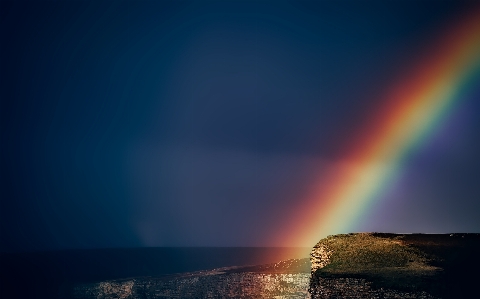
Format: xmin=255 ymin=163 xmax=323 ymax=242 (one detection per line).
xmin=1 ymin=0 xmax=479 ymax=252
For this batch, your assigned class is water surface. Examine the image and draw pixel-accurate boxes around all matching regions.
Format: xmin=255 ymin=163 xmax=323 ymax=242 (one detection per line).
xmin=1 ymin=247 xmax=311 ymax=298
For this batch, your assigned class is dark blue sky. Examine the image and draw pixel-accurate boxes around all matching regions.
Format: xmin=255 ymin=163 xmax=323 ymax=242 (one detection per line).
xmin=1 ymin=0 xmax=479 ymax=251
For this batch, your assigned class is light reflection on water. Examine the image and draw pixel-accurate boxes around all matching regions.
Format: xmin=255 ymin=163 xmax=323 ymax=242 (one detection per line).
xmin=74 ymin=271 xmax=311 ymax=299
xmin=72 ymin=257 xmax=312 ymax=298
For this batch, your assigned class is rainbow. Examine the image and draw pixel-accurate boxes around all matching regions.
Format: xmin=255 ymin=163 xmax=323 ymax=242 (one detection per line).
xmin=271 ymin=7 xmax=480 ymax=248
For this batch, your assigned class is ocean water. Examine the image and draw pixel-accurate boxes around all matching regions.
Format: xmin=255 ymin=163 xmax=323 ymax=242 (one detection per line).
xmin=0 ymin=247 xmax=311 ymax=299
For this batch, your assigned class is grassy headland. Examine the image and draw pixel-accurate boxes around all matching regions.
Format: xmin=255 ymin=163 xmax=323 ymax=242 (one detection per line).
xmin=310 ymin=233 xmax=480 ymax=298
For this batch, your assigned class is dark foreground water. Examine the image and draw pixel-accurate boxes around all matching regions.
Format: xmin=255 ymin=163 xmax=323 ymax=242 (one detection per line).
xmin=0 ymin=247 xmax=310 ymax=299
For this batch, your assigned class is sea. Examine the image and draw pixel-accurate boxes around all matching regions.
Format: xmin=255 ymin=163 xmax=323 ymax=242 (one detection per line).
xmin=0 ymin=247 xmax=311 ymax=299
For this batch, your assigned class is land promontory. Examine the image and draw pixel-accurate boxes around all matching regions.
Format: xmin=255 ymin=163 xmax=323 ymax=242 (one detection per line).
xmin=310 ymin=233 xmax=480 ymax=299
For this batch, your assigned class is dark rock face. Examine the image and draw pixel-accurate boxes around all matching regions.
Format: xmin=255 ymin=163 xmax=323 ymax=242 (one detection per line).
xmin=310 ymin=277 xmax=436 ymax=299
xmin=309 ymin=233 xmax=480 ymax=299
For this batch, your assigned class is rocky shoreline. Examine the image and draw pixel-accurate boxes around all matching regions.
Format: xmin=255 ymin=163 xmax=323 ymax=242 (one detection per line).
xmin=69 ymin=259 xmax=311 ymax=299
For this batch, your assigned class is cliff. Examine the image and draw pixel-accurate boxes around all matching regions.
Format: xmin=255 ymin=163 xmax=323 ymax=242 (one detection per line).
xmin=310 ymin=233 xmax=480 ymax=299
